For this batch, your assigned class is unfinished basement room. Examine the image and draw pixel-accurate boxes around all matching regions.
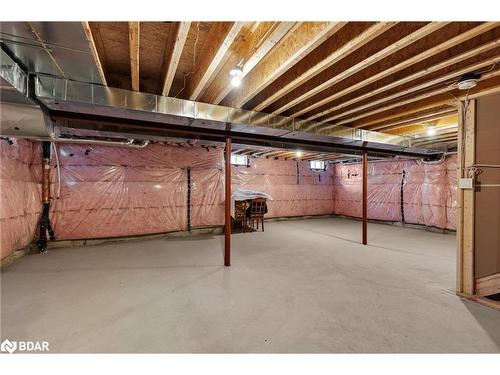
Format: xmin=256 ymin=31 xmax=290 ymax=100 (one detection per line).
xmin=1 ymin=12 xmax=500 ymax=361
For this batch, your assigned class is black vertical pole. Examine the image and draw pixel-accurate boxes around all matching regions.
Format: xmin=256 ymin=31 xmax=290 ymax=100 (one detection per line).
xmin=224 ymin=136 xmax=231 ymax=267
xmin=187 ymin=167 xmax=191 ymax=232
xmin=362 ymin=151 xmax=368 ymax=245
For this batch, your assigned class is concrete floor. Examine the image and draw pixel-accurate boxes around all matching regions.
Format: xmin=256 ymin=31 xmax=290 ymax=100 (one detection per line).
xmin=1 ymin=217 xmax=499 ymax=353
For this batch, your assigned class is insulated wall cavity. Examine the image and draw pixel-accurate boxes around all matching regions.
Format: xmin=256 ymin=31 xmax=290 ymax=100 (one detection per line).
xmin=49 ymin=143 xmax=223 ymax=240
xmin=333 ymin=155 xmax=457 ymax=230
xmin=0 ymin=139 xmax=41 ymax=260
xmin=232 ymin=157 xmax=335 ymax=218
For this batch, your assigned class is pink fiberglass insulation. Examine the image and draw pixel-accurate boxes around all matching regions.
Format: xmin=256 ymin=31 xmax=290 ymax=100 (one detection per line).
xmin=191 ymin=168 xmax=225 ymax=227
xmin=1 ymin=137 xmax=456 ymax=257
xmin=49 ymin=143 xmax=224 ymax=240
xmin=0 ymin=139 xmax=41 ymax=260
xmin=232 ymin=157 xmax=335 ymax=218
xmin=334 ymin=155 xmax=457 ymax=230
xmin=445 ymin=156 xmax=457 ymax=230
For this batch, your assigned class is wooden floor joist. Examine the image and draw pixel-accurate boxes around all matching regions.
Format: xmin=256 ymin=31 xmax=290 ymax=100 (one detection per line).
xmin=128 ymin=22 xmax=140 ymax=91
xmin=344 ymin=71 xmax=500 ymax=129
xmin=186 ymin=22 xmax=245 ymax=101
xmin=368 ymin=108 xmax=458 ymax=131
xmin=321 ymin=56 xmax=500 ymax=124
xmin=303 ymin=38 xmax=500 ymax=121
xmin=288 ymin=22 xmax=499 ymax=119
xmin=269 ymin=22 xmax=448 ymax=115
xmin=202 ymin=22 xmax=296 ymax=104
xmin=161 ymin=22 xmax=191 ymax=96
xmin=221 ymin=22 xmax=343 ymax=108
xmin=251 ymin=21 xmax=392 ymax=112
xmin=82 ymin=21 xmax=108 ymax=86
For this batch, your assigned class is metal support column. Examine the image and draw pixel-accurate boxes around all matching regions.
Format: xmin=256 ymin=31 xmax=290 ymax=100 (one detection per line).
xmin=362 ymin=151 xmax=368 ymax=245
xmin=224 ymin=136 xmax=231 ymax=267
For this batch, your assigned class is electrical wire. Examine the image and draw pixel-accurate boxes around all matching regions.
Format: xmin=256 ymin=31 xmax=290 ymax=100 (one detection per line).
xmin=447 ymin=87 xmax=471 ymax=178
xmin=174 ymin=22 xmax=200 ymax=98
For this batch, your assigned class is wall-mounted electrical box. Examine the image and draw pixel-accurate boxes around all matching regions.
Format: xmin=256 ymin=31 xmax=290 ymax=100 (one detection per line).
xmin=459 ymin=178 xmax=474 ymax=189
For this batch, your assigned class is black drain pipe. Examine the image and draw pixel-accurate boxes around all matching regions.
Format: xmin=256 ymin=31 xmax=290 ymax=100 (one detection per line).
xmin=36 ymin=141 xmax=55 ymax=252
xmin=400 ymin=169 xmax=406 ymax=224
xmin=187 ymin=167 xmax=191 ymax=232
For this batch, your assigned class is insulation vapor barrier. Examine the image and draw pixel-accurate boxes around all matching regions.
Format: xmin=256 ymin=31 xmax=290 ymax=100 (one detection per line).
xmin=0 ymin=139 xmax=41 ymax=259
xmin=334 ymin=155 xmax=457 ymax=230
xmin=232 ymin=157 xmax=335 ymax=217
xmin=0 ymin=138 xmax=456 ymax=260
xmin=49 ymin=143 xmax=224 ymax=240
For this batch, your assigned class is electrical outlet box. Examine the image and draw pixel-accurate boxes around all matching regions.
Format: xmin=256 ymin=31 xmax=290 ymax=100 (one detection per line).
xmin=459 ymin=178 xmax=474 ymax=189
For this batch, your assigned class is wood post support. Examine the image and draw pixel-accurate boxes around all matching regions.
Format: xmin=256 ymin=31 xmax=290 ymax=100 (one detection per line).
xmin=457 ymin=100 xmax=476 ymax=296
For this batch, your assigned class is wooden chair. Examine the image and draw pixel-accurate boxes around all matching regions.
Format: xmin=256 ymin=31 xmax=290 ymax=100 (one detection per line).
xmin=248 ymin=198 xmax=266 ymax=232
xmin=233 ymin=200 xmax=248 ymax=231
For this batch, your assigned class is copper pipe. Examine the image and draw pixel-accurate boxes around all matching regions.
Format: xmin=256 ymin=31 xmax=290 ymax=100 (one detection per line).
xmin=224 ymin=136 xmax=231 ymax=267
xmin=41 ymin=158 xmax=50 ymax=203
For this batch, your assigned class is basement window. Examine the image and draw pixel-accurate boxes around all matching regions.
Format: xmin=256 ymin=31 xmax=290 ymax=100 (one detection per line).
xmin=231 ymin=154 xmax=249 ymax=167
xmin=310 ymin=160 xmax=326 ymax=171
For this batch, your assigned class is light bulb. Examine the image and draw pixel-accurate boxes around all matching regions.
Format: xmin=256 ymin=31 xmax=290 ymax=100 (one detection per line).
xmin=296 ymin=151 xmax=303 ymax=157
xmin=426 ymin=127 xmax=436 ymax=136
xmin=229 ymin=66 xmax=243 ymax=87
xmin=231 ymin=76 xmax=241 ymax=87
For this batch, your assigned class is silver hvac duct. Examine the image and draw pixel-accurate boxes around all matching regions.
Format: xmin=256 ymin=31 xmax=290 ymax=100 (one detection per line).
xmin=34 ymin=75 xmax=416 ymax=149
xmin=1 ymin=46 xmax=445 ymax=156
xmin=0 ymin=99 xmax=151 ymax=148
xmin=0 ymin=49 xmax=150 ymax=148
xmin=0 ymin=101 xmax=52 ymax=138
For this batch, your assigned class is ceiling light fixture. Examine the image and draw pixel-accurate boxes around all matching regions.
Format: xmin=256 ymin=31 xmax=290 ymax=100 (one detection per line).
xmin=296 ymin=151 xmax=303 ymax=158
xmin=457 ymin=72 xmax=481 ymax=90
xmin=426 ymin=127 xmax=436 ymax=136
xmin=229 ymin=66 xmax=243 ymax=87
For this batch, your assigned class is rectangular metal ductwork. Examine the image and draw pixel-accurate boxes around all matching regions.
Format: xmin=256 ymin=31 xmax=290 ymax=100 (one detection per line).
xmin=1 ymin=45 xmax=444 ymax=158
xmin=33 ymin=75 xmax=444 ymax=158
xmin=0 ymin=49 xmax=52 ymax=138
